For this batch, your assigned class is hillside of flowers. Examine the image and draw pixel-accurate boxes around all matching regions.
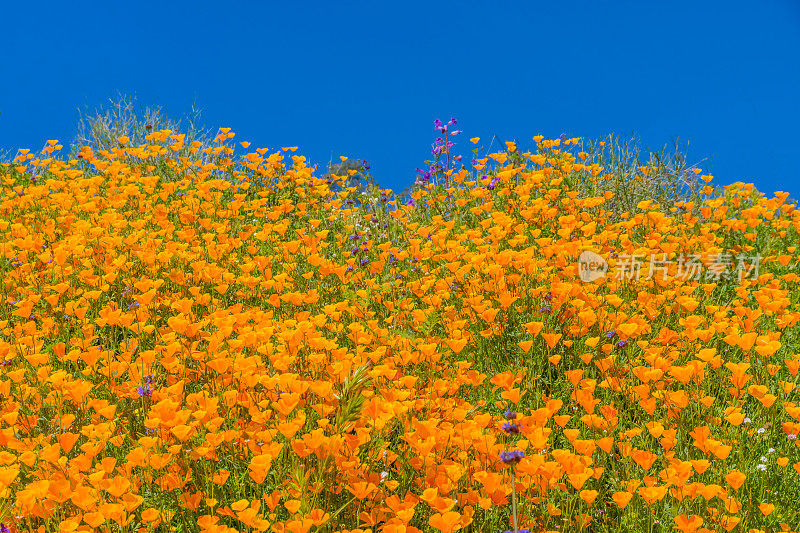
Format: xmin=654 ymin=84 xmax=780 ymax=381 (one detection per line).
xmin=0 ymin=120 xmax=799 ymax=533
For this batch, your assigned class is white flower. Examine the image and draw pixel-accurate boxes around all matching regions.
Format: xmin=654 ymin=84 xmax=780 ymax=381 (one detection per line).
xmin=757 ymin=427 xmax=766 ymax=434
xmin=756 ymin=464 xmax=767 ymax=471
xmin=760 ymin=456 xmax=768 ymax=463
xmin=789 ymin=434 xmax=797 ymax=440
xmin=380 ymin=471 xmax=389 ymax=483
xmin=768 ymin=448 xmax=775 ymax=454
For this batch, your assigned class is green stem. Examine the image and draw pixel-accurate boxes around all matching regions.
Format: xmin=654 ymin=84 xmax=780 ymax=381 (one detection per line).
xmin=511 ymin=469 xmax=518 ymax=533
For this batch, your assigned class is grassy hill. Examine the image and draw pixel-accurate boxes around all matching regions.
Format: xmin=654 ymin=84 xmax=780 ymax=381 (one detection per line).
xmin=0 ymin=105 xmax=798 ymax=533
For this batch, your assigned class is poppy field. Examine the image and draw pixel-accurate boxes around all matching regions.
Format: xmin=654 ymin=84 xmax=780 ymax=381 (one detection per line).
xmin=0 ymin=120 xmax=799 ymax=533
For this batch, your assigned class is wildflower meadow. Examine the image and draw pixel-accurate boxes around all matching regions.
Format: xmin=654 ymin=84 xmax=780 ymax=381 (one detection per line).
xmin=0 ymin=113 xmax=799 ymax=533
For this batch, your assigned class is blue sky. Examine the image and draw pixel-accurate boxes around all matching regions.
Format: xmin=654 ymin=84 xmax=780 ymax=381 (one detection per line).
xmin=1 ymin=1 xmax=798 ymax=199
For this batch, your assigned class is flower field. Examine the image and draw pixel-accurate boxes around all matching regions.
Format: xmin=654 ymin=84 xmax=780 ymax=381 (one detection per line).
xmin=0 ymin=122 xmax=799 ymax=533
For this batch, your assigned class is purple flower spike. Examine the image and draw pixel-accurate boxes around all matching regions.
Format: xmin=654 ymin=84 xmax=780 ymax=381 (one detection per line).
xmin=500 ymin=450 xmax=525 ymax=464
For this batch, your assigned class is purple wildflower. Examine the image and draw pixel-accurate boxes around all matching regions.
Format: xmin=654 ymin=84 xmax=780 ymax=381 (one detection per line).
xmin=500 ymin=450 xmax=525 ymax=464
xmin=502 ymin=422 xmax=521 ymax=435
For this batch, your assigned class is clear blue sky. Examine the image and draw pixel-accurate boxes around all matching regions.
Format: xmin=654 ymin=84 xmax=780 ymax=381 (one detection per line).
xmin=1 ymin=1 xmax=798 ymax=199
